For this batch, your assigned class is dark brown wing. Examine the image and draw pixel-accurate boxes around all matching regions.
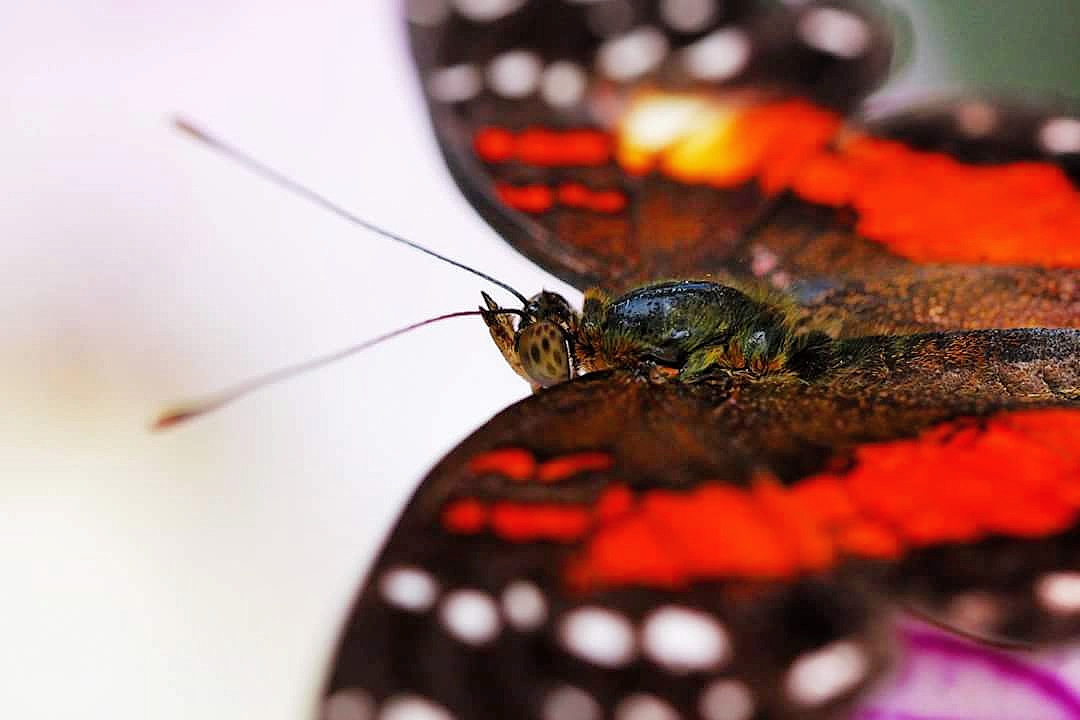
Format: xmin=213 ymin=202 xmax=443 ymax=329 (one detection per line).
xmin=408 ymin=1 xmax=1080 ymax=333
xmin=759 ymin=99 xmax=1080 ymax=336
xmin=408 ymin=0 xmax=892 ymax=286
xmin=320 ymin=327 xmax=1080 ymax=719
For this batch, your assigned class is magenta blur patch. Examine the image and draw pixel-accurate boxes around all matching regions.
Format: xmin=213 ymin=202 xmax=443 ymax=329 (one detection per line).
xmin=855 ymin=622 xmax=1080 ymax=720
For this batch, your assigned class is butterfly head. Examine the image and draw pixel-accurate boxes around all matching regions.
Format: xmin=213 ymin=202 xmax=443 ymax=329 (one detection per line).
xmin=481 ymin=290 xmax=579 ymax=390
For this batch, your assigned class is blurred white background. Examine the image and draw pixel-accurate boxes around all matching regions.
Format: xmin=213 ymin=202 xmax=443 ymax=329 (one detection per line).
xmin=0 ymin=2 xmax=966 ymax=719
xmin=2 ymin=3 xmax=573 ymax=718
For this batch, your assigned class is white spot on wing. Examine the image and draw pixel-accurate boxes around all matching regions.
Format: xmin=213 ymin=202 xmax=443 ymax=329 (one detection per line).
xmin=619 ymin=95 xmax=713 ymax=150
xmin=541 ymin=61 xmax=588 ymax=108
xmin=641 ymin=605 xmax=730 ymax=672
xmin=956 ymin=102 xmax=998 ymax=137
xmin=453 ymin=0 xmax=526 ymax=22
xmin=502 ymin=580 xmax=548 ymax=630
xmin=1037 ymin=571 xmax=1080 ymax=614
xmin=598 ymin=26 xmax=670 ymax=82
xmin=683 ymin=28 xmax=751 ymax=81
xmin=559 ymin=606 xmax=637 ymax=667
xmin=379 ymin=695 xmax=455 ymax=720
xmin=660 ymin=0 xmax=717 ymax=33
xmin=614 ymin=694 xmax=680 ymax=720
xmin=323 ymin=689 xmax=376 ymax=720
xmin=379 ymin=566 xmax=439 ymax=612
xmin=488 ymin=50 xmax=543 ymax=98
xmin=1039 ymin=116 xmax=1080 ymax=155
xmin=428 ymin=64 xmax=482 ymax=103
xmin=797 ymin=7 xmax=871 ymax=59
xmin=440 ymin=588 xmax=501 ymax=645
xmin=542 ymin=685 xmax=603 ymax=720
xmin=699 ymin=680 xmax=754 ymax=720
xmin=406 ymin=0 xmax=451 ymax=26
xmin=785 ymin=640 xmax=869 ymax=706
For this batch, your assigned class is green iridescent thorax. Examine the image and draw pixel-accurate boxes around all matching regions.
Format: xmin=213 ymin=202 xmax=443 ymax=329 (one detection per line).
xmin=575 ymin=280 xmax=806 ymax=379
xmin=484 ymin=280 xmax=816 ymax=390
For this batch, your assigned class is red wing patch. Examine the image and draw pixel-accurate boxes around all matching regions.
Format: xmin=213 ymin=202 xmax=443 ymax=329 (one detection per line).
xmin=474 ymin=127 xmax=611 ymax=166
xmin=441 ymin=498 xmax=488 ymax=534
xmin=442 ymin=497 xmax=596 ymax=541
xmin=804 ymin=136 xmax=1080 ymax=268
xmin=495 ymin=182 xmax=627 ymax=214
xmin=618 ymin=96 xmax=1080 ymax=268
xmin=467 ymin=448 xmax=536 ymax=481
xmin=477 ymin=99 xmax=1080 ymax=267
xmin=447 ymin=409 xmax=1080 ymax=591
xmin=466 ymin=448 xmax=615 ymax=484
xmin=537 ymin=451 xmax=615 ymax=483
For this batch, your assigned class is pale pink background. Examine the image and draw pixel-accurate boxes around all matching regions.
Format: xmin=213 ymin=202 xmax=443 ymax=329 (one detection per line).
xmin=0 ymin=2 xmax=975 ymax=719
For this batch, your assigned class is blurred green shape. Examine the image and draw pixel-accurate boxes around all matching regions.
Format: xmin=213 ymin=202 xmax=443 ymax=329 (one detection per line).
xmin=922 ymin=0 xmax=1080 ymax=95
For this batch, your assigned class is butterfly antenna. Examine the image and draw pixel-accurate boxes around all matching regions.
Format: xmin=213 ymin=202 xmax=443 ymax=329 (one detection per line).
xmin=173 ymin=117 xmax=531 ymax=307
xmin=153 ymin=307 xmax=525 ymax=430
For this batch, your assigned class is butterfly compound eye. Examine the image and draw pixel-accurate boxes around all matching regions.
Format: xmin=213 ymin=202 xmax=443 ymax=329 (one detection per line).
xmin=516 ymin=321 xmax=570 ymax=387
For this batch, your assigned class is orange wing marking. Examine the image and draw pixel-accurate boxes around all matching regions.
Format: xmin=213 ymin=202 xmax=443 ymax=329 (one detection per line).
xmin=446 ymin=410 xmax=1080 ymax=590
xmin=616 ymin=95 xmax=1080 ymax=268
xmin=556 ymin=183 xmax=627 ymax=213
xmin=465 ymin=448 xmax=615 ymax=484
xmin=442 ymin=497 xmax=601 ymax=542
xmin=442 ymin=498 xmax=488 ymax=534
xmin=537 ymin=452 xmax=616 ymax=483
xmin=472 ymin=127 xmax=625 ymax=215
xmin=495 ymin=182 xmax=627 ymax=215
xmin=569 ymin=409 xmax=1080 ymax=589
xmin=475 ymin=127 xmax=612 ymax=166
xmin=443 ymin=449 xmax=616 ymax=540
xmin=468 ymin=448 xmax=536 ymax=481
xmin=490 ymin=502 xmax=592 ymax=542
xmin=494 ymin=184 xmax=555 ymax=214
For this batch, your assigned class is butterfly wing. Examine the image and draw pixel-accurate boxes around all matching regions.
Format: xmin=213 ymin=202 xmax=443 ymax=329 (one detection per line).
xmin=321 ymin=327 xmax=1080 ymax=719
xmin=769 ymin=98 xmax=1080 ymax=336
xmin=409 ymin=0 xmax=1080 ymax=333
xmin=336 ymin=4 xmax=1080 ymax=718
xmin=408 ymin=0 xmax=892 ymax=288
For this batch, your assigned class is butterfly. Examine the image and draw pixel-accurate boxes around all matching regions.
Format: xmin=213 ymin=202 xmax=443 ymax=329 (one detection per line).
xmin=318 ymin=1 xmax=1080 ymax=719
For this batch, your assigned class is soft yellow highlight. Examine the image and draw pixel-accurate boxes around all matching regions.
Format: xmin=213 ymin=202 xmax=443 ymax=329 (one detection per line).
xmin=615 ymin=93 xmax=748 ymax=183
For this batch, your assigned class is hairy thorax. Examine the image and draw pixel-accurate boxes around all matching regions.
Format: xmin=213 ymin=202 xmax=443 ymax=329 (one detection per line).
xmin=483 ymin=280 xmax=821 ymax=390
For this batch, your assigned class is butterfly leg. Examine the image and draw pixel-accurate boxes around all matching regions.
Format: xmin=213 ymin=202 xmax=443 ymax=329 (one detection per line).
xmin=679 ymin=346 xmax=735 ymax=383
xmin=680 ymin=339 xmax=781 ymax=382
